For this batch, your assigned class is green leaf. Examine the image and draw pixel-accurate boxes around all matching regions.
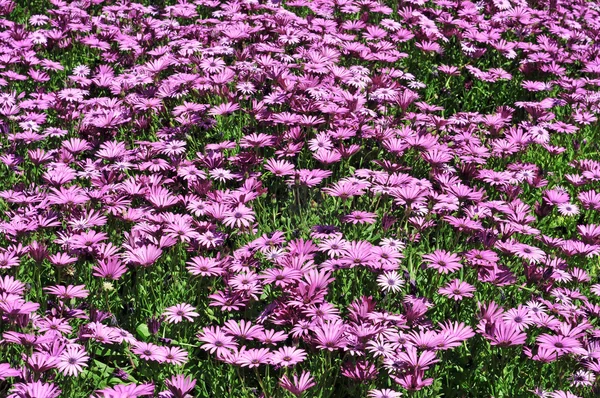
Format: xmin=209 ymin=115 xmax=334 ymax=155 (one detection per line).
xmin=136 ymin=323 xmax=151 ymax=340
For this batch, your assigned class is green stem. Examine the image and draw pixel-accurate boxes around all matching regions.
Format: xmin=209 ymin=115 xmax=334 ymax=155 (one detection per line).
xmin=255 ymin=368 xmax=270 ymax=398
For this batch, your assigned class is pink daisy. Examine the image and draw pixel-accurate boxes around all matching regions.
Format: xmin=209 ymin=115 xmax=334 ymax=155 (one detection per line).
xmin=438 ymin=280 xmax=475 ymax=300
xmin=223 ymin=204 xmax=255 ymax=229
xmin=377 ymin=271 xmax=405 ymax=293
xmin=342 ymin=211 xmax=377 ymax=224
xmin=163 ymin=303 xmax=199 ymax=324
xmin=270 ymin=346 xmax=307 ymax=367
xmin=422 ymin=250 xmax=463 ymax=274
xmin=57 ymin=345 xmax=89 ymax=376
xmin=162 ymin=346 xmax=189 ymax=365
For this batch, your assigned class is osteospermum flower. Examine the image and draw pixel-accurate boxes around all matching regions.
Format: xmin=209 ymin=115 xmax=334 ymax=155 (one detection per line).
xmin=511 ymin=243 xmax=546 ymax=263
xmin=377 ymin=271 xmax=405 ymax=293
xmin=342 ymin=211 xmax=377 ymax=224
xmin=0 ymin=251 xmax=19 ymax=269
xmin=270 ymin=346 xmax=307 ymax=367
xmin=279 ymin=371 xmax=316 ymax=397
xmin=95 ymin=383 xmax=155 ymax=397
xmin=132 ymin=342 xmax=166 ymax=362
xmin=486 ymin=321 xmax=527 ymax=347
xmin=198 ymin=326 xmax=238 ymax=357
xmin=422 ymin=250 xmax=463 ymax=274
xmin=164 ymin=375 xmax=196 ymax=397
xmin=380 ymin=238 xmax=405 ymax=251
xmin=0 ymin=363 xmax=20 ymax=380
xmin=57 ymin=88 xmax=87 ymax=102
xmin=366 ymin=337 xmax=395 ymax=358
xmin=44 ymin=284 xmax=89 ymax=299
xmin=318 ymin=236 xmax=348 ymax=257
xmin=536 ymin=334 xmax=583 ymax=356
xmin=557 ymin=203 xmax=579 ymax=216
xmin=549 ymin=391 xmax=582 ymax=398
xmin=502 ymin=306 xmax=534 ymax=330
xmin=223 ymin=204 xmax=255 ymax=229
xmin=209 ymin=168 xmax=236 ymax=182
xmin=93 ymin=257 xmax=128 ymax=280
xmin=162 ymin=346 xmax=188 ymax=366
xmin=238 ymin=348 xmax=271 ymax=368
xmin=313 ymin=319 xmax=347 ymax=351
xmin=438 ymin=280 xmax=475 ymax=300
xmin=124 ymin=244 xmax=163 ymax=267
xmin=163 ymin=303 xmax=199 ymax=323
xmin=57 ymin=345 xmax=89 ymax=376
xmin=368 ymin=389 xmax=403 ymax=398
xmin=569 ymin=370 xmax=595 ymax=387
xmin=10 ymin=381 xmax=61 ymax=398
xmin=265 ymin=159 xmax=295 ymax=176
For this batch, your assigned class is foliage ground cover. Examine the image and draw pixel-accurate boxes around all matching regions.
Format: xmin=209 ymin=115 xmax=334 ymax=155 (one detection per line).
xmin=0 ymin=0 xmax=600 ymax=397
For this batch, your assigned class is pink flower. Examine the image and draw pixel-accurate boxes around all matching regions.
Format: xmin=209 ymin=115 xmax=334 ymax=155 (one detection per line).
xmin=342 ymin=211 xmax=377 ymax=225
xmin=132 ymin=342 xmax=166 ymax=362
xmin=270 ymin=346 xmax=307 ymax=367
xmin=510 ymin=243 xmax=546 ymax=263
xmin=57 ymin=345 xmax=89 ymax=377
xmin=486 ymin=321 xmax=527 ymax=347
xmin=198 ymin=326 xmax=238 ymax=357
xmin=313 ymin=319 xmax=347 ymax=351
xmin=124 ymin=244 xmax=163 ymax=267
xmin=0 ymin=363 xmax=20 ymax=380
xmin=162 ymin=346 xmax=188 ymax=366
xmin=93 ymin=257 xmax=128 ymax=280
xmin=557 ymin=203 xmax=579 ymax=216
xmin=165 ymin=375 xmax=196 ymax=398
xmin=238 ymin=348 xmax=271 ymax=368
xmin=438 ymin=280 xmax=475 ymax=300
xmin=223 ymin=204 xmax=255 ymax=229
xmin=163 ymin=303 xmax=199 ymax=324
xmin=10 ymin=381 xmax=61 ymax=398
xmin=368 ymin=389 xmax=403 ymax=398
xmin=536 ymin=334 xmax=584 ymax=356
xmin=95 ymin=383 xmax=154 ymax=397
xmin=377 ymin=271 xmax=405 ymax=293
xmin=279 ymin=371 xmax=316 ymax=397
xmin=422 ymin=250 xmax=462 ymax=274
xmin=44 ymin=284 xmax=89 ymax=299
xmin=265 ymin=159 xmax=295 ymax=176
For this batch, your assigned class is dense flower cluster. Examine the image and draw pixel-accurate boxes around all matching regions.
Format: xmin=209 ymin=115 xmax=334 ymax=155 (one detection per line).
xmin=0 ymin=0 xmax=599 ymax=396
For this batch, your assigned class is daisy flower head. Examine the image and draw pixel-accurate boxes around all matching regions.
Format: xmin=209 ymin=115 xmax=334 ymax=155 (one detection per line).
xmin=198 ymin=326 xmax=238 ymax=357
xmin=557 ymin=203 xmax=579 ymax=216
xmin=58 ymin=88 xmax=87 ymax=103
xmin=223 ymin=204 xmax=255 ymax=229
xmin=511 ymin=243 xmax=546 ymax=263
xmin=209 ymin=168 xmax=236 ymax=182
xmin=549 ymin=391 xmax=583 ymax=398
xmin=536 ymin=334 xmax=583 ymax=356
xmin=368 ymin=388 xmax=403 ymax=398
xmin=379 ymin=238 xmax=405 ymax=251
xmin=57 ymin=345 xmax=89 ymax=376
xmin=569 ymin=370 xmax=595 ymax=387
xmin=422 ymin=250 xmax=462 ymax=274
xmin=342 ymin=211 xmax=377 ymax=225
xmin=132 ymin=342 xmax=166 ymax=363
xmin=163 ymin=303 xmax=199 ymax=324
xmin=270 ymin=346 xmax=307 ymax=367
xmin=162 ymin=346 xmax=189 ymax=365
xmin=279 ymin=371 xmax=316 ymax=396
xmin=72 ymin=65 xmax=91 ymax=77
xmin=377 ymin=271 xmax=405 ymax=293
xmin=44 ymin=284 xmax=90 ymax=300
xmin=438 ymin=280 xmax=475 ymax=300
